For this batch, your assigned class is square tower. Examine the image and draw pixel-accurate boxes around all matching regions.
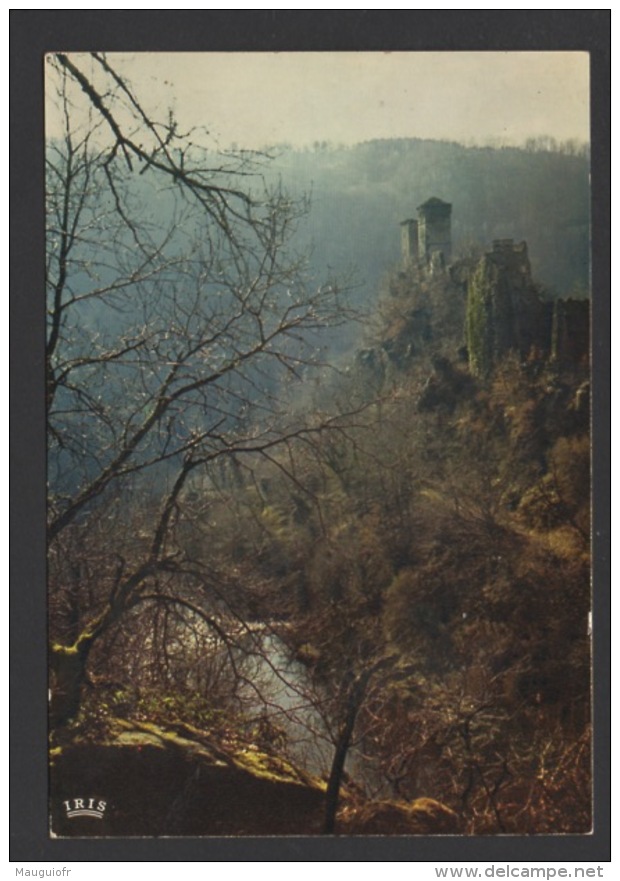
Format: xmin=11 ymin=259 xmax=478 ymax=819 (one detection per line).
xmin=400 ymin=218 xmax=419 ymax=265
xmin=417 ymin=197 xmax=452 ymax=264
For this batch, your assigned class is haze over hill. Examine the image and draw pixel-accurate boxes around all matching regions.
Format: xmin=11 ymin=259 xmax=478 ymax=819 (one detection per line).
xmin=254 ymin=138 xmax=588 ymax=356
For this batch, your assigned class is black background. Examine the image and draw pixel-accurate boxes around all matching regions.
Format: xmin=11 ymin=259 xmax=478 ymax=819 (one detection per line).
xmin=10 ymin=10 xmax=610 ymax=862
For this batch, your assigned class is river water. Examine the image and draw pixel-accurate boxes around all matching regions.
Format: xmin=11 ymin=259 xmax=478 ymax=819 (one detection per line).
xmin=233 ymin=631 xmax=389 ymax=796
xmin=236 ymin=632 xmax=334 ymax=775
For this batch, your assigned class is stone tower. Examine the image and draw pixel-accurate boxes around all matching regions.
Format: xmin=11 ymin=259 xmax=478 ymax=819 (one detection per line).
xmin=400 ymin=218 xmax=419 ymax=265
xmin=417 ymin=197 xmax=452 ymax=264
xmin=465 ymin=239 xmax=552 ymax=376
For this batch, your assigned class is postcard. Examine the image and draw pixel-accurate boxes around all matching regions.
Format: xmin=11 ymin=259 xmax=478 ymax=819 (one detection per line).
xmin=11 ymin=16 xmax=609 ymax=861
xmin=42 ymin=48 xmax=594 ymax=841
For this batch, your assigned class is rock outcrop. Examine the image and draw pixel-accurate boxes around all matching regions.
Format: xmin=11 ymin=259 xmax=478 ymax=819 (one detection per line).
xmin=50 ymin=719 xmax=458 ymax=837
xmin=50 ymin=719 xmax=327 ymax=837
xmin=339 ymin=797 xmax=460 ymax=835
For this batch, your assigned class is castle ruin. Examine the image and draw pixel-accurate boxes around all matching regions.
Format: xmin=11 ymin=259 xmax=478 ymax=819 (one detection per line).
xmin=465 ymin=237 xmax=589 ymax=375
xmin=397 ymin=204 xmax=589 ymax=376
xmin=401 ymin=197 xmax=452 ymax=267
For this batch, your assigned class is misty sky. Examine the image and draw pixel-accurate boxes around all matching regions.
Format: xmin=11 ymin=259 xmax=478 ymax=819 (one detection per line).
xmin=46 ymin=51 xmax=590 ymax=150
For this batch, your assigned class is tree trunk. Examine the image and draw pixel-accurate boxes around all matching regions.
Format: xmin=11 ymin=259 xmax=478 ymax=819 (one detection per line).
xmin=323 ymin=671 xmax=371 ymax=834
xmin=48 ymin=562 xmax=155 ymax=729
xmin=49 ymin=639 xmax=92 ymax=729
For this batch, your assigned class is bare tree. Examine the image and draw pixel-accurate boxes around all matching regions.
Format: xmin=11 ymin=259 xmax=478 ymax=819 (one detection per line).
xmin=46 ymin=54 xmax=357 ymax=726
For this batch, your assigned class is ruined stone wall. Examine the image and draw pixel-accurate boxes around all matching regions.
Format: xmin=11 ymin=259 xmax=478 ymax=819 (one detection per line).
xmin=551 ymin=299 xmax=590 ymax=365
xmin=466 ymin=240 xmax=556 ymax=376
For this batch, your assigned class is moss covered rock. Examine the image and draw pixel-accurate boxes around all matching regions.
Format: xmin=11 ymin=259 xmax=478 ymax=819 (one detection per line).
xmin=50 ymin=719 xmax=327 ymax=837
xmin=50 ymin=719 xmax=462 ymax=837
xmin=339 ymin=797 xmax=460 ymax=835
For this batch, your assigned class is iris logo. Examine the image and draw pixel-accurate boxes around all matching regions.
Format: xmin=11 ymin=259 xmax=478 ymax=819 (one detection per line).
xmin=62 ymin=798 xmax=107 ymax=819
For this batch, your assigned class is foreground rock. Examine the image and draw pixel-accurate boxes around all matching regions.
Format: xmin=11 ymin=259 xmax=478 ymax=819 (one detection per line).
xmin=50 ymin=719 xmax=458 ymax=837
